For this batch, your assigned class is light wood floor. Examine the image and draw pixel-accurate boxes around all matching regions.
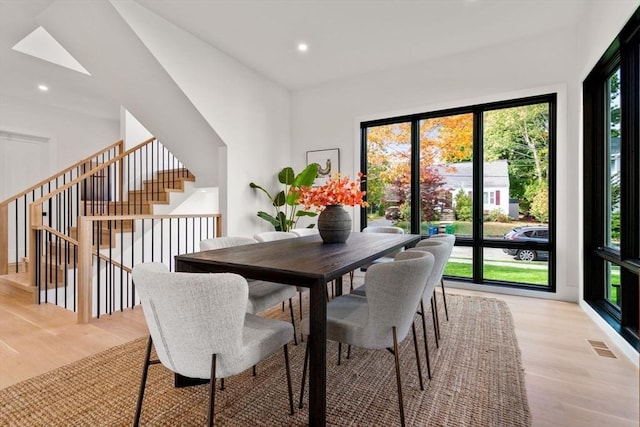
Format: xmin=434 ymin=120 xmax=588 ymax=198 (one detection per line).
xmin=1 ymin=280 xmax=638 ymax=426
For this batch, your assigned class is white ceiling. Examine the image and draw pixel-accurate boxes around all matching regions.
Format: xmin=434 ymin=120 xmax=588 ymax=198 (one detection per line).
xmin=0 ymin=0 xmax=593 ymax=121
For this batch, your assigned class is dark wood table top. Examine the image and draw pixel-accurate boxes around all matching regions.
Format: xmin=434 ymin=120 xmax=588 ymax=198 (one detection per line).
xmin=174 ymin=232 xmax=421 ymax=287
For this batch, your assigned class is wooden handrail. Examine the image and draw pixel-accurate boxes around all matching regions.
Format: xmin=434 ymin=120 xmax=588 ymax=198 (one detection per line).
xmin=1 ymin=140 xmax=124 ymax=274
xmin=37 ymin=225 xmax=79 ymax=246
xmin=31 ymin=137 xmax=156 ymax=207
xmin=0 ymin=140 xmax=124 ymax=209
xmin=37 ymin=224 xmax=133 ymax=274
xmin=26 ymin=137 xmax=157 ymax=286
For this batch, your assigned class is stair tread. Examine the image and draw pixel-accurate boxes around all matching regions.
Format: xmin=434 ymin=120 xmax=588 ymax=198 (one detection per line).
xmin=0 ymin=272 xmax=34 ymax=291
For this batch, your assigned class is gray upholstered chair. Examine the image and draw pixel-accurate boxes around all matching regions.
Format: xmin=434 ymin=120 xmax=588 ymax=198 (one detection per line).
xmin=298 ymin=250 xmax=434 ymax=427
xmin=415 ymin=238 xmax=452 ymax=345
xmin=427 ymin=233 xmax=455 ymax=321
xmin=350 ymin=224 xmax=404 ymax=296
xmin=253 ymin=231 xmax=298 ymax=242
xmin=361 ymin=225 xmax=405 ymax=262
xmin=200 ymin=236 xmax=299 ymax=345
xmin=291 ymin=228 xmax=319 ymax=237
xmin=132 ymin=263 xmax=294 ymax=427
xmin=407 ymin=239 xmax=450 ymax=379
xmin=354 ymin=225 xmax=405 ymax=289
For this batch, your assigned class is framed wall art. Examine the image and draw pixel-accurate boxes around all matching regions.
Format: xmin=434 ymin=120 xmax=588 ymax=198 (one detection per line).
xmin=306 ymin=148 xmax=339 ymax=186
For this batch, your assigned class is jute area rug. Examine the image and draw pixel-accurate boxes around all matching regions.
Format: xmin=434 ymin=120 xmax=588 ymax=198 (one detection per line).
xmin=0 ymin=293 xmax=530 ymax=426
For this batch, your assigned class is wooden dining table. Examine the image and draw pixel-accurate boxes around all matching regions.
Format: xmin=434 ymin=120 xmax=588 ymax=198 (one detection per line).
xmin=174 ymin=231 xmax=421 ymax=426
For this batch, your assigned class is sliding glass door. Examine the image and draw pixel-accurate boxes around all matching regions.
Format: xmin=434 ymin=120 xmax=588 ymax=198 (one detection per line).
xmin=361 ymin=94 xmax=555 ymax=290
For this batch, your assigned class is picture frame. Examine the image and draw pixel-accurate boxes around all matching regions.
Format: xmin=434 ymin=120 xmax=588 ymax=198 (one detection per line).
xmin=306 ymin=148 xmax=340 ymax=186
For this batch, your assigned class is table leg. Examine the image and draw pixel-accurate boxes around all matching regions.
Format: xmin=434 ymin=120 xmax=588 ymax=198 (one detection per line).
xmin=334 ymin=276 xmax=343 ymax=297
xmin=308 ymin=278 xmax=327 ymax=426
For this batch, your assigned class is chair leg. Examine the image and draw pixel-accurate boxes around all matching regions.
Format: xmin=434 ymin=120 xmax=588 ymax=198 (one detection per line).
xmin=411 ymin=322 xmax=424 ymax=391
xmin=419 ymin=301 xmax=432 ymax=380
xmin=440 ymin=278 xmax=449 ymax=321
xmin=298 ymin=291 xmax=304 ymax=343
xmin=283 ymin=344 xmax=294 ymax=416
xmin=298 ymin=291 xmax=303 ymax=320
xmin=252 ymin=365 xmax=257 ymax=377
xmin=208 ymin=354 xmax=217 ymax=427
xmin=391 ymin=326 xmax=406 ymax=427
xmin=431 ymin=297 xmax=440 ymax=348
xmin=288 ymin=298 xmax=298 ymax=345
xmin=337 ymin=342 xmax=342 ymax=365
xmin=432 ymin=293 xmax=441 ymax=340
xmin=349 ymin=270 xmax=354 ymax=291
xmin=133 ymin=336 xmax=153 ymax=427
xmin=347 ymin=344 xmax=351 ymax=360
xmin=220 ymin=378 xmax=225 ymax=390
xmin=298 ymin=340 xmax=310 ymax=409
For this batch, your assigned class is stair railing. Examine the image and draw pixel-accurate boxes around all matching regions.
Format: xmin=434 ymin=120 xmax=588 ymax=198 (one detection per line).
xmin=0 ymin=140 xmax=124 ymax=275
xmin=29 ymin=137 xmax=190 ymax=300
xmin=75 ymin=214 xmax=221 ymax=322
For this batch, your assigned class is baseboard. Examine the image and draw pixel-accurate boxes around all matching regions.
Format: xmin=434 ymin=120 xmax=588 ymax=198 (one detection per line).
xmin=579 ymin=300 xmax=639 ymax=367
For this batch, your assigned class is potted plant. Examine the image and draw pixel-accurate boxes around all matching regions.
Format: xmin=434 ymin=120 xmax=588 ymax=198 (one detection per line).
xmin=296 ymin=172 xmax=368 ymax=243
xmin=249 ymin=163 xmax=319 ymax=231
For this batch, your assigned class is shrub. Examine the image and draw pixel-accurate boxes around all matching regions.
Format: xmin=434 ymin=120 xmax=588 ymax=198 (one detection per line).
xmin=454 ymin=189 xmax=472 ymax=221
xmin=483 ymin=208 xmax=510 ymax=223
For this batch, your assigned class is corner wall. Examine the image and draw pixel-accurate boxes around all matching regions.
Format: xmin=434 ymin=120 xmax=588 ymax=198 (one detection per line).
xmin=110 ymin=1 xmax=291 ymax=236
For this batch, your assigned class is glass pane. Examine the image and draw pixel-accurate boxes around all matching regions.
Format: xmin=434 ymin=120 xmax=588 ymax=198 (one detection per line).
xmin=606 ymin=261 xmax=621 ymax=307
xmin=606 ymin=68 xmax=621 ymax=250
xmin=418 ymin=113 xmax=473 ymax=237
xmin=444 ymin=245 xmax=473 ymax=279
xmin=483 ymin=103 xmax=550 ymax=242
xmin=365 ymin=122 xmax=411 ymax=232
xmin=483 ymin=248 xmax=549 ymax=286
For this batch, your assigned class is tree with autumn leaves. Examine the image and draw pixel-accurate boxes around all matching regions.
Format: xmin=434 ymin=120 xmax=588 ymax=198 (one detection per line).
xmin=366 ymin=104 xmax=550 ymax=223
xmin=366 ymin=114 xmax=472 ymax=223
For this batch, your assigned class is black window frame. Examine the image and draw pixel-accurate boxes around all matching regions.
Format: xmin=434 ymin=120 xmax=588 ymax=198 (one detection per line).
xmin=360 ymin=94 xmax=557 ymax=292
xmin=583 ymin=7 xmax=640 ymax=349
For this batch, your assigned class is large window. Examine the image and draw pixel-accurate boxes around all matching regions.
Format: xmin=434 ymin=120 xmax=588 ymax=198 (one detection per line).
xmin=584 ymin=8 xmax=640 ymax=348
xmin=361 ymin=95 xmax=555 ymax=290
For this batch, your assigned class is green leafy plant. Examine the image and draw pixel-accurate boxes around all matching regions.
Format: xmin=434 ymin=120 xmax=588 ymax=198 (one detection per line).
xmin=249 ymin=163 xmax=319 ymax=231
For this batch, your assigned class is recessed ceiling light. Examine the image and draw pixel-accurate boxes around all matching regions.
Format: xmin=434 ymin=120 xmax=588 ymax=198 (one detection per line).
xmin=38 ymin=84 xmax=49 ymax=92
xmin=297 ymin=43 xmax=308 ymax=53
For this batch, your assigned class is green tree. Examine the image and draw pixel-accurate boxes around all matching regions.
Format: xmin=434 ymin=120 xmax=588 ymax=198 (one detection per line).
xmin=529 ymin=181 xmax=548 ymax=223
xmin=484 ymin=103 xmax=549 ymax=216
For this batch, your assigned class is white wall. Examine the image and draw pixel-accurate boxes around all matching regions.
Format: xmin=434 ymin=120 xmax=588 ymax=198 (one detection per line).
xmin=291 ymin=29 xmax=581 ymax=302
xmin=577 ymin=0 xmax=639 ymax=79
xmin=0 ymin=95 xmax=119 ymax=173
xmin=110 ymin=0 xmax=291 ymax=237
xmin=121 ymin=108 xmax=152 ymax=148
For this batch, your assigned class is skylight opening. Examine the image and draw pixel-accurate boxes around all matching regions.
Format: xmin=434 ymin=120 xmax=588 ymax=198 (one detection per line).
xmin=12 ymin=26 xmax=91 ymax=75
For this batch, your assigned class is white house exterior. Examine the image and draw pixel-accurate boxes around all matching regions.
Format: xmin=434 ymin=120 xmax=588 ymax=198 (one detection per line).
xmin=436 ymin=160 xmax=510 ymax=215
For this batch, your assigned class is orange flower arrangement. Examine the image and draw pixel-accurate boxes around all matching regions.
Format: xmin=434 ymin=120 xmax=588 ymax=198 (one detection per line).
xmin=295 ymin=172 xmax=368 ymax=211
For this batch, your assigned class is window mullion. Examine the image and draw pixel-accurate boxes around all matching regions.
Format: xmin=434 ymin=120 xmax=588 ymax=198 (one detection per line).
xmin=472 ymin=108 xmax=484 ymax=283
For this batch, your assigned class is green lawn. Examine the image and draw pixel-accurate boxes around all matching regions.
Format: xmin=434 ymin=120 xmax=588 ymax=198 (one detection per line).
xmin=444 ymin=262 xmax=549 ymax=286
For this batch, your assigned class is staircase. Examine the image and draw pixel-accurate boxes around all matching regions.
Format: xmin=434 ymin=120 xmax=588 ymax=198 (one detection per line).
xmin=68 ymin=170 xmax=195 ymax=247
xmin=1 ymin=169 xmax=195 ymax=299
xmin=0 ymin=138 xmax=221 ymax=320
